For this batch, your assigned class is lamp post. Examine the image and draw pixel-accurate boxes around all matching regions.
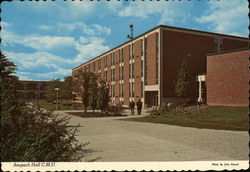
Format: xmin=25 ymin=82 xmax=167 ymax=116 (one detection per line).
xmin=54 ymin=88 xmax=60 ymax=110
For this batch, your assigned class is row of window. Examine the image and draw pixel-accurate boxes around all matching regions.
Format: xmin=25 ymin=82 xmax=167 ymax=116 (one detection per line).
xmin=110 ymin=82 xmax=144 ymax=98
xmin=74 ymin=32 xmax=159 ymax=85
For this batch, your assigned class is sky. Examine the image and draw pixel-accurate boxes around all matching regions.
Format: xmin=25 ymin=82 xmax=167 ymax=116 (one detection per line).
xmin=1 ymin=0 xmax=248 ymax=81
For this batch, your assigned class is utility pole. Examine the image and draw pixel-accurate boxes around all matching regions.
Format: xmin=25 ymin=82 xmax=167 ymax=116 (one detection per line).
xmin=127 ymin=24 xmax=134 ymax=40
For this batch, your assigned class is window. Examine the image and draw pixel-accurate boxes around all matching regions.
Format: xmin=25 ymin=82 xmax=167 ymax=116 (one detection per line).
xmin=111 ymin=68 xmax=115 ymax=81
xmin=132 ymin=82 xmax=134 ymax=97
xmin=141 ymin=39 xmax=143 ymax=56
xmin=132 ymin=63 xmax=134 ymax=78
xmin=121 ymin=48 xmax=124 ymax=62
xmin=141 ymin=81 xmax=143 ymax=97
xmin=121 ymin=66 xmax=124 ymax=80
xmin=129 ymin=83 xmax=131 ymax=97
xmin=105 ymin=70 xmax=107 ymax=82
xmin=119 ymin=49 xmax=121 ymax=63
xmin=121 ymin=84 xmax=124 ymax=97
xmin=111 ymin=53 xmax=115 ymax=66
xmin=141 ymin=60 xmax=143 ymax=77
xmin=98 ymin=59 xmax=101 ymax=69
xmin=129 ymin=64 xmax=131 ymax=78
xmin=93 ymin=62 xmax=95 ymax=71
xmin=132 ymin=43 xmax=135 ymax=59
xmin=104 ymin=56 xmax=107 ymax=68
xmin=129 ymin=45 xmax=131 ymax=59
xmin=113 ymin=85 xmax=115 ymax=97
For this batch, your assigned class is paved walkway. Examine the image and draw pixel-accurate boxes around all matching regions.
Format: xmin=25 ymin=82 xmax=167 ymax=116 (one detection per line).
xmin=53 ymin=110 xmax=249 ymax=162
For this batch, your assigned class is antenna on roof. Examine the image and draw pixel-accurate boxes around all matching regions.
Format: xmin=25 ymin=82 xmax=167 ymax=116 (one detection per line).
xmin=127 ymin=24 xmax=134 ymax=40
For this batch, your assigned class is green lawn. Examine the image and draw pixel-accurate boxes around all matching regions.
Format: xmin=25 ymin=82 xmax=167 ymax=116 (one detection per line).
xmin=123 ymin=106 xmax=249 ymax=131
xmin=30 ymin=99 xmax=83 ymax=111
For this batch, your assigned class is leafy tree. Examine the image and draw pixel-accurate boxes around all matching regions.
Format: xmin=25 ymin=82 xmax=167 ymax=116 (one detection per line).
xmin=44 ymin=79 xmax=61 ymax=103
xmin=74 ymin=70 xmax=91 ymax=113
xmin=89 ymin=73 xmax=98 ymax=112
xmin=174 ymin=59 xmax=191 ymax=104
xmin=97 ymin=80 xmax=110 ymax=113
xmin=1 ymin=52 xmax=88 ymax=161
xmin=61 ymin=76 xmax=73 ymax=102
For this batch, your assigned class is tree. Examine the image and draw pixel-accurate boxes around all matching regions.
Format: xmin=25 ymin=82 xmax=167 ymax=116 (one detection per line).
xmin=1 ymin=52 xmax=88 ymax=161
xmin=74 ymin=70 xmax=91 ymax=113
xmin=174 ymin=59 xmax=191 ymax=104
xmin=61 ymin=76 xmax=73 ymax=102
xmin=97 ymin=80 xmax=110 ymax=113
xmin=88 ymin=73 xmax=98 ymax=112
xmin=45 ymin=79 xmax=61 ymax=103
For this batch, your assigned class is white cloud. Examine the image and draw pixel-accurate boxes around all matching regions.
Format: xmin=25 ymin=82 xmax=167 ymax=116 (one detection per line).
xmin=2 ymin=30 xmax=76 ymax=51
xmin=75 ymin=37 xmax=110 ymax=63
xmin=118 ymin=1 xmax=193 ymax=26
xmin=56 ymin=22 xmax=112 ymax=36
xmin=2 ymin=31 xmax=110 ymax=80
xmin=37 ymin=25 xmax=51 ymax=30
xmin=195 ymin=0 xmax=248 ymax=36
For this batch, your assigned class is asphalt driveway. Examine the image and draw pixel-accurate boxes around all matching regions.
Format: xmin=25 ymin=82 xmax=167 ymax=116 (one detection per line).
xmin=54 ymin=110 xmax=249 ymax=162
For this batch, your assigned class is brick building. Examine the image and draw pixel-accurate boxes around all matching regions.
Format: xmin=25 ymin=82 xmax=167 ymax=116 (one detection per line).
xmin=72 ymin=25 xmax=249 ymax=107
xmin=206 ymin=49 xmax=249 ymax=106
xmin=16 ymin=80 xmax=50 ymax=99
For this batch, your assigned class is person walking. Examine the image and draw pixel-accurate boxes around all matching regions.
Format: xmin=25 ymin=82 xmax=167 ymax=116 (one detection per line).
xmin=129 ymin=100 xmax=135 ymax=115
xmin=136 ymin=99 xmax=142 ymax=115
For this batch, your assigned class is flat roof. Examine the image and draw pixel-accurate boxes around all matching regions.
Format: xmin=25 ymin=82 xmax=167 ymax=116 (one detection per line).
xmin=73 ymin=25 xmax=249 ymax=70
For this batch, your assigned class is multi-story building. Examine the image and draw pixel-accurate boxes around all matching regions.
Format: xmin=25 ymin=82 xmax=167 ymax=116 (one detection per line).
xmin=72 ymin=25 xmax=249 ymax=107
xmin=16 ymin=80 xmax=50 ymax=100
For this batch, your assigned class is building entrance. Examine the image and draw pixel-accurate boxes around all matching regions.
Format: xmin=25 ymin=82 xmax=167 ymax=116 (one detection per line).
xmin=145 ymin=91 xmax=158 ymax=107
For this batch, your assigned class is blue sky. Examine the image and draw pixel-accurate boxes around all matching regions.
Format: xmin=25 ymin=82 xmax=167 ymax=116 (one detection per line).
xmin=1 ymin=0 xmax=248 ymax=81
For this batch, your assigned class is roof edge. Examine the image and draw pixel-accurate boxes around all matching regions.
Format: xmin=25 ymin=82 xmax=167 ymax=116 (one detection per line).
xmin=206 ymin=47 xmax=249 ymax=56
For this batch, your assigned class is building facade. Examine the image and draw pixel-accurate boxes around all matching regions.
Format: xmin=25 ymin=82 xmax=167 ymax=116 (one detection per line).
xmin=72 ymin=25 xmax=249 ymax=107
xmin=206 ymin=49 xmax=249 ymax=106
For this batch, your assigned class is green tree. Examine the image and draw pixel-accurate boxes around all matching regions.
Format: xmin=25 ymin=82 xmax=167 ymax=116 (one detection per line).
xmin=174 ymin=59 xmax=191 ymax=104
xmin=61 ymin=76 xmax=73 ymax=102
xmin=74 ymin=70 xmax=91 ymax=113
xmin=89 ymin=73 xmax=98 ymax=112
xmin=45 ymin=79 xmax=61 ymax=103
xmin=1 ymin=52 xmax=88 ymax=161
xmin=97 ymin=80 xmax=110 ymax=113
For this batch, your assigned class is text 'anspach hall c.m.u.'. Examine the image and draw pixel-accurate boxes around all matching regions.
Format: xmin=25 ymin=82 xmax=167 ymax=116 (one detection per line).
xmin=72 ymin=25 xmax=249 ymax=107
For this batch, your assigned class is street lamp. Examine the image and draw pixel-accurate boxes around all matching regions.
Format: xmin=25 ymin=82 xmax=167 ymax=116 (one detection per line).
xmin=54 ymin=88 xmax=60 ymax=110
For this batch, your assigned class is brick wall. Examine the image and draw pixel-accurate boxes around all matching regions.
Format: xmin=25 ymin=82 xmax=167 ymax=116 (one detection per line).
xmin=206 ymin=50 xmax=249 ymax=106
xmin=146 ymin=32 xmax=157 ymax=85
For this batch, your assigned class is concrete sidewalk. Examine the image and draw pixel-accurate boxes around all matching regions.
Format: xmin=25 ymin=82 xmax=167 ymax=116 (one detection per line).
xmin=53 ymin=110 xmax=249 ymax=162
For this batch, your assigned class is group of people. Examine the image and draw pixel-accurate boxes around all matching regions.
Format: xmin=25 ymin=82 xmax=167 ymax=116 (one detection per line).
xmin=129 ymin=99 xmax=142 ymax=115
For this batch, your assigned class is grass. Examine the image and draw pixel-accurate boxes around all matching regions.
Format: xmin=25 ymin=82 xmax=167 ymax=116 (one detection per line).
xmin=30 ymin=99 xmax=83 ymax=111
xmin=67 ymin=112 xmax=125 ymax=118
xmin=123 ymin=106 xmax=249 ymax=131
